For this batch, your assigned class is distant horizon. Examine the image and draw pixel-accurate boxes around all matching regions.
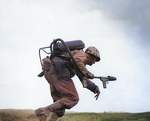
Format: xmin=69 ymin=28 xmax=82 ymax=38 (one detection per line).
xmin=0 ymin=109 xmax=150 ymax=114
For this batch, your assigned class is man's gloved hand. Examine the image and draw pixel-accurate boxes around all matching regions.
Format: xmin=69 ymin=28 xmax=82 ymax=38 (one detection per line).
xmin=87 ymin=72 xmax=94 ymax=79
xmin=94 ymin=87 xmax=100 ymax=100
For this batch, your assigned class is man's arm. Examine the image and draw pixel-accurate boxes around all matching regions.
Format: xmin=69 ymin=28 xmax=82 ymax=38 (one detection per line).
xmin=86 ymin=78 xmax=100 ymax=100
xmin=74 ymin=58 xmax=94 ymax=78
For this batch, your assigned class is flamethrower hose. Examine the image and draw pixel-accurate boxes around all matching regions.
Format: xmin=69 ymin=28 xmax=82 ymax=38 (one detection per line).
xmin=53 ymin=38 xmax=85 ymax=76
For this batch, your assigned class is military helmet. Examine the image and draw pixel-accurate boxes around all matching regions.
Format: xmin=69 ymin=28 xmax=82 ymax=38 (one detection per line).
xmin=85 ymin=46 xmax=100 ymax=62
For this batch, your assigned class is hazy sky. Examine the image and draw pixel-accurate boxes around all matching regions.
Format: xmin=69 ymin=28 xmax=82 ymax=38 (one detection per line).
xmin=0 ymin=0 xmax=150 ymax=113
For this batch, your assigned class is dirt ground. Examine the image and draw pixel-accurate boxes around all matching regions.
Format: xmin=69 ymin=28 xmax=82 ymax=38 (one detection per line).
xmin=0 ymin=109 xmax=38 ymax=121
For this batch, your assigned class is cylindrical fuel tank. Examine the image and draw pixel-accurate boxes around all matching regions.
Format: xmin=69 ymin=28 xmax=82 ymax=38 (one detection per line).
xmin=53 ymin=40 xmax=85 ymax=52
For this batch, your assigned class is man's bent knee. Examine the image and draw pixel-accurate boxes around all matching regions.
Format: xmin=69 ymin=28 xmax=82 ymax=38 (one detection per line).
xmin=65 ymin=97 xmax=79 ymax=109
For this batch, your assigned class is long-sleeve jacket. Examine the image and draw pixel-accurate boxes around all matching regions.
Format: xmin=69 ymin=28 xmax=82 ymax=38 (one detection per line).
xmin=71 ymin=50 xmax=94 ymax=78
xmin=72 ymin=50 xmax=98 ymax=93
xmin=52 ymin=49 xmax=98 ymax=93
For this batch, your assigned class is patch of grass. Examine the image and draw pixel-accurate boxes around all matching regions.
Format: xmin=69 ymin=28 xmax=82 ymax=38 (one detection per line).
xmin=59 ymin=112 xmax=150 ymax=121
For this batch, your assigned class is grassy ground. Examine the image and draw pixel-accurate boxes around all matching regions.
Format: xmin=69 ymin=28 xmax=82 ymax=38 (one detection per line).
xmin=0 ymin=109 xmax=150 ymax=121
xmin=60 ymin=112 xmax=150 ymax=121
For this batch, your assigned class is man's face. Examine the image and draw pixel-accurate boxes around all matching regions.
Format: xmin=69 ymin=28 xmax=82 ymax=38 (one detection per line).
xmin=87 ymin=54 xmax=97 ymax=66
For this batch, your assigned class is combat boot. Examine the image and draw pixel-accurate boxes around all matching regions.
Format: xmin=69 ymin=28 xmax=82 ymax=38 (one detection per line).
xmin=38 ymin=114 xmax=47 ymax=121
xmin=36 ymin=100 xmax=64 ymax=121
xmin=46 ymin=112 xmax=58 ymax=121
xmin=45 ymin=100 xmax=64 ymax=112
xmin=35 ymin=108 xmax=51 ymax=121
